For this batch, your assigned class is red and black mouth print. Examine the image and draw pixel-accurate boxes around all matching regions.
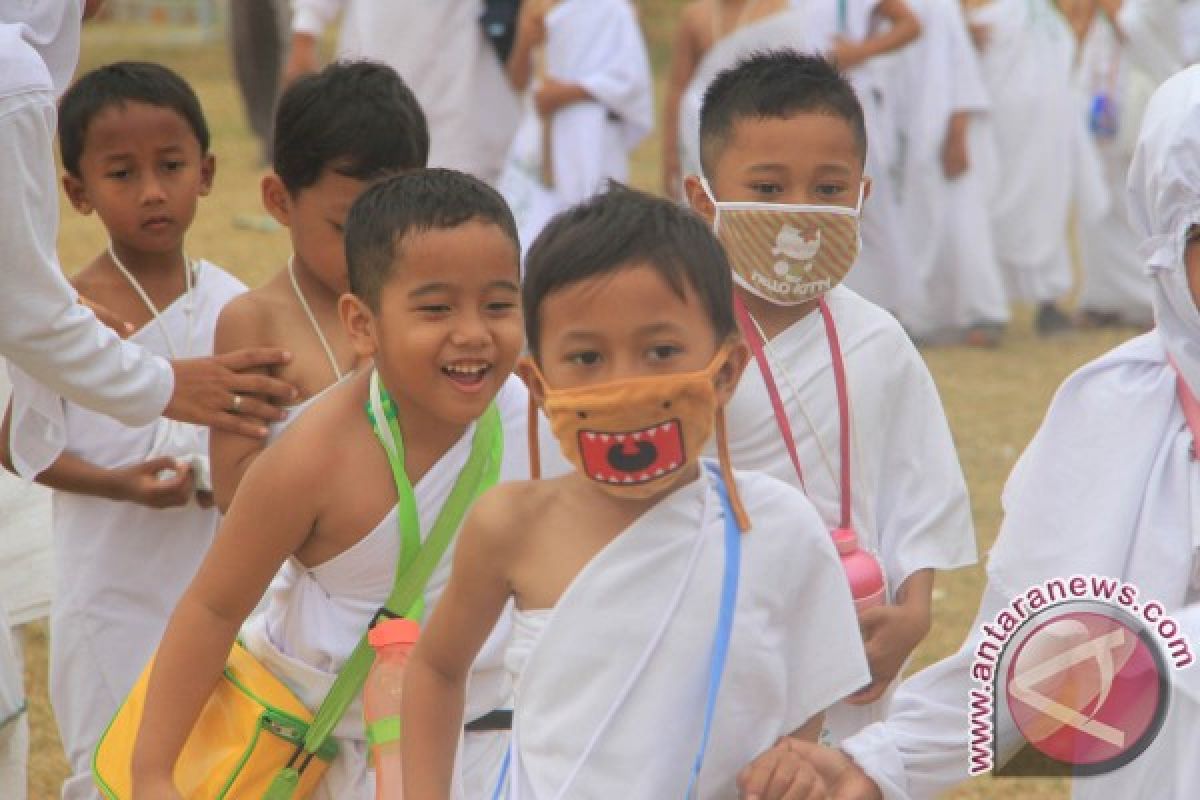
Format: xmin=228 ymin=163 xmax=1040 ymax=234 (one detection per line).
xmin=576 ymin=418 xmax=686 ymax=485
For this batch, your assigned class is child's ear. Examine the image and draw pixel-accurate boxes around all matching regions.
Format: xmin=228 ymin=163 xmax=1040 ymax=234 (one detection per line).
xmin=62 ymin=173 xmax=92 ymax=215
xmin=261 ymin=173 xmax=291 ymax=227
xmin=198 ymin=153 xmax=216 ymax=197
xmin=683 ymin=174 xmax=716 ymax=227
xmin=339 ymin=293 xmax=377 ymax=360
xmin=515 ymin=355 xmax=547 ymax=409
xmin=714 ymin=339 xmax=750 ymax=405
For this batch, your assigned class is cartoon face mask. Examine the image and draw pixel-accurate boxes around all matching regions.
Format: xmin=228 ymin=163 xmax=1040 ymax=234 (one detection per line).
xmin=701 ymin=177 xmax=864 ymax=306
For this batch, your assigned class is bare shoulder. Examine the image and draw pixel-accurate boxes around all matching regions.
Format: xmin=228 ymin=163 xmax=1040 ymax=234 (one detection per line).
xmin=213 ymin=288 xmax=279 ymax=354
xmin=679 ymin=0 xmax=710 ymax=41
xmin=459 ymin=478 xmax=554 ymax=555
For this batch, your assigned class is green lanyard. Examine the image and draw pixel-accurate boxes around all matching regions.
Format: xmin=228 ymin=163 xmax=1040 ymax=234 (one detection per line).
xmin=365 ymin=369 xmax=504 ymax=619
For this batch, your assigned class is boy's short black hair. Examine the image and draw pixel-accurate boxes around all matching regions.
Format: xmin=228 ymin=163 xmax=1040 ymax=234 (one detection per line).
xmin=273 ymin=60 xmax=429 ymax=195
xmin=699 ymin=50 xmax=867 ymax=176
xmin=58 ymin=61 xmax=209 ymax=177
xmin=523 ymin=183 xmax=736 ymax=360
xmin=345 ymin=168 xmax=519 ymax=310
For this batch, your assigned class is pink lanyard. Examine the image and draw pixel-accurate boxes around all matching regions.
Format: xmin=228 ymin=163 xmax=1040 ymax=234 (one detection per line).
xmin=733 ymin=294 xmax=854 ymax=532
xmin=1173 ymin=360 xmax=1200 ymax=461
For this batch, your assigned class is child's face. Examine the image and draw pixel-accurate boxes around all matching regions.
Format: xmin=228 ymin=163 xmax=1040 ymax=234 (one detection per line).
xmin=532 ymin=263 xmax=739 ymax=397
xmin=685 ymin=111 xmax=868 ymax=222
xmin=345 ymin=221 xmax=524 ymax=429
xmin=263 ymin=168 xmax=367 ymax=295
xmin=63 ymin=101 xmax=213 ymax=255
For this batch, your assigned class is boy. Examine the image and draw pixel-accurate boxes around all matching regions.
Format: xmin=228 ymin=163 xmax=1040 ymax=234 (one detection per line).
xmin=210 ymin=60 xmax=429 ymax=511
xmin=498 ymin=0 xmax=653 ymax=248
xmin=684 ymin=51 xmax=977 ymax=744
xmin=402 ymin=185 xmax=870 ymax=799
xmin=132 ymin=169 xmax=554 ymax=799
xmin=792 ymin=65 xmax=1200 ymax=800
xmin=884 ymin=0 xmax=1009 ymax=345
xmin=0 ymin=62 xmax=245 ymax=800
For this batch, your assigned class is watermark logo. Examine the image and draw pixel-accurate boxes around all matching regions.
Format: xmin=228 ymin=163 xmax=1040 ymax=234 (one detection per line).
xmin=968 ymin=576 xmax=1192 ymax=777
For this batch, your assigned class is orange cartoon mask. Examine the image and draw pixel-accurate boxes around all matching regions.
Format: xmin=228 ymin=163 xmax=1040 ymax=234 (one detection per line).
xmin=523 ymin=345 xmax=750 ymax=529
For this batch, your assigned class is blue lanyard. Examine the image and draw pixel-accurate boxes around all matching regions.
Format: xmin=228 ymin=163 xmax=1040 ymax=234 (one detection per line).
xmin=492 ymin=464 xmax=742 ymax=798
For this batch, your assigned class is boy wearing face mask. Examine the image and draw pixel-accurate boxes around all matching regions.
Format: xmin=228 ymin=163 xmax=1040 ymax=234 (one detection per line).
xmin=683 ymin=51 xmax=977 ymax=745
xmin=403 ymin=184 xmax=870 ymax=799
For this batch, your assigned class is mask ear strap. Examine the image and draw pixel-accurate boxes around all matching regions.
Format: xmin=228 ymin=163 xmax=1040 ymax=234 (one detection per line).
xmin=714 ymin=406 xmax=751 ymax=532
xmin=527 ymin=393 xmax=542 ymax=481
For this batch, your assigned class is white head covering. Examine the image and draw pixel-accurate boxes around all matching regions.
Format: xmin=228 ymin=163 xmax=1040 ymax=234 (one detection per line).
xmin=984 ymin=70 xmax=1200 ymax=612
xmin=1128 ymin=65 xmax=1200 ymax=396
xmin=0 ymin=0 xmax=83 ymax=99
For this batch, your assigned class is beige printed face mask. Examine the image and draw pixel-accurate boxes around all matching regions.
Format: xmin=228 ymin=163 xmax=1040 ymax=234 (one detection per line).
xmin=701 ymin=177 xmax=864 ymax=306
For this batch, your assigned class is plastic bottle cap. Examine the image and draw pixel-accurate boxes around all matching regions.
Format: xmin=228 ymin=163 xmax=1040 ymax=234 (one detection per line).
xmin=368 ymin=618 xmax=421 ymax=649
xmin=831 ymin=527 xmax=859 ymax=555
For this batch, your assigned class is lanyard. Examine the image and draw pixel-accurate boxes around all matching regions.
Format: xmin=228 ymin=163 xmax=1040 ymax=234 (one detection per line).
xmin=733 ymin=294 xmax=854 ymax=532
xmin=1170 ymin=358 xmax=1200 ymax=460
xmin=365 ymin=369 xmax=503 ymax=619
xmin=493 ymin=464 xmax=742 ymax=799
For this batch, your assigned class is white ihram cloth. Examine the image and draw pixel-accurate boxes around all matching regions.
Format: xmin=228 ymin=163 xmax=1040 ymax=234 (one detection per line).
xmin=499 ymin=0 xmax=652 ymax=250
xmin=291 ymin=0 xmax=518 ymax=182
xmin=714 ymin=287 xmax=976 ymax=743
xmin=777 ymin=0 xmax=912 ymax=315
xmin=241 ymin=376 xmax=568 ymax=799
xmin=0 ymin=363 xmax=53 ymax=800
xmin=840 ymin=68 xmax=1200 ymax=798
xmin=8 ymin=261 xmax=245 ymax=800
xmin=1074 ymin=7 xmax=1182 ymax=325
xmin=678 ymin=8 xmax=812 ymax=186
xmin=884 ymin=0 xmax=1008 ymax=335
xmin=502 ymin=466 xmax=870 ymax=799
xmin=968 ymin=0 xmax=1108 ymax=305
xmin=1 ymin=4 xmax=173 ymax=448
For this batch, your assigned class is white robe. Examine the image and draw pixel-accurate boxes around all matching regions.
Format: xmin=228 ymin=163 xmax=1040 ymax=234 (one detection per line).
xmin=1074 ymin=5 xmax=1182 ymax=325
xmin=241 ymin=376 xmax=568 ymax=799
xmin=291 ymin=0 xmax=519 ymax=183
xmin=498 ymin=0 xmax=652 ymax=251
xmin=505 ymin=466 xmax=870 ymax=799
xmin=677 ymin=8 xmax=813 ymax=186
xmin=969 ymin=0 xmax=1107 ymax=305
xmin=7 ymin=261 xmax=245 ymax=800
xmin=778 ymin=0 xmax=912 ymax=315
xmin=841 ymin=72 xmax=1200 ymax=796
xmin=884 ymin=0 xmax=1009 ymax=336
xmin=715 ymin=287 xmax=976 ymax=742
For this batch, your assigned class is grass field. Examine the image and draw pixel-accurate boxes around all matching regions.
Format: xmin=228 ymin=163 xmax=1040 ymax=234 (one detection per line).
xmin=21 ymin=5 xmax=1138 ymax=797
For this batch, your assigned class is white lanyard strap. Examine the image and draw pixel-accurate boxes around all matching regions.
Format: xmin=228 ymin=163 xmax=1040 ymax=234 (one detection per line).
xmin=107 ymin=243 xmax=194 ymax=359
xmin=288 ymin=256 xmax=345 ymax=382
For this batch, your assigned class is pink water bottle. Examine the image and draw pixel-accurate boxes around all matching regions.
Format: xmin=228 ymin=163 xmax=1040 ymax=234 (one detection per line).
xmin=364 ymin=617 xmax=420 ymax=799
xmin=832 ymin=528 xmax=885 ymax=612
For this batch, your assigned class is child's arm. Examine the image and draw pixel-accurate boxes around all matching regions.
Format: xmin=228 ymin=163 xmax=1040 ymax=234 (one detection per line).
xmin=130 ymin=432 xmax=322 ymax=795
xmin=941 ymin=110 xmax=971 ymax=179
xmin=832 ymin=0 xmax=922 ymax=70
xmin=1 ymin=400 xmax=195 ymax=508
xmin=534 ymin=79 xmax=593 ymax=118
xmin=209 ymin=295 xmax=275 ymax=512
xmin=507 ymin=0 xmax=551 ymax=91
xmin=662 ymin=3 xmax=706 ymax=198
xmin=845 ymin=568 xmax=933 ymax=705
xmin=403 ymin=486 xmax=521 ymax=799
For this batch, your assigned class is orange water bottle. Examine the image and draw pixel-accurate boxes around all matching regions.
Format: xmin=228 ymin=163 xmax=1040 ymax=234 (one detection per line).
xmin=365 ymin=617 xmax=420 ymax=799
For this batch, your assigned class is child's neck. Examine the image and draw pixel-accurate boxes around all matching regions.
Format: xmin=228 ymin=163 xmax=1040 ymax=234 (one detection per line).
xmin=106 ymin=240 xmax=187 ymax=283
xmin=288 ymin=256 xmax=341 ymax=312
xmin=738 ymin=288 xmax=818 ymax=341
xmin=386 ymin=385 xmax=474 ymax=489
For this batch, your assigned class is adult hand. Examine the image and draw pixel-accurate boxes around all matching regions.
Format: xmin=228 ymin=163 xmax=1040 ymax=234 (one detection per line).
xmin=112 ymin=458 xmax=194 ymax=509
xmin=282 ymin=32 xmax=319 ymax=87
xmin=80 ymin=296 xmax=134 ymax=336
xmin=164 ymin=348 xmax=297 ymax=438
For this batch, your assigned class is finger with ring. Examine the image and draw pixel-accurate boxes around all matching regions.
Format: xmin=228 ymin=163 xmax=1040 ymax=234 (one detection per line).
xmin=231 ymin=393 xmax=243 ymax=413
